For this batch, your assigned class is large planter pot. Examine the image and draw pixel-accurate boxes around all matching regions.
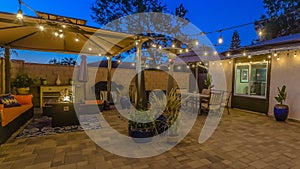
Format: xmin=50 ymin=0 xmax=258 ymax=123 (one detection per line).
xmin=128 ymin=127 xmax=153 ymax=143
xmin=274 ymin=104 xmax=289 ymax=121
xmin=17 ymin=87 xmax=30 ymax=95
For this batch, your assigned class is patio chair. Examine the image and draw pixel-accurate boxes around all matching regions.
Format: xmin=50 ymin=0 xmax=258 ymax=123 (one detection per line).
xmin=200 ymin=90 xmax=223 ymax=115
xmin=221 ymin=91 xmax=231 ymax=115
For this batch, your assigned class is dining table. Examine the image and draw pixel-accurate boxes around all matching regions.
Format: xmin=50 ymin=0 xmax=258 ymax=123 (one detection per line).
xmin=180 ymin=92 xmax=210 ymax=114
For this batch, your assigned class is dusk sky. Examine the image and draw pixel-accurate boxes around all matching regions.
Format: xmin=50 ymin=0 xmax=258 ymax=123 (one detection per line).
xmin=1 ymin=0 xmax=265 ymax=63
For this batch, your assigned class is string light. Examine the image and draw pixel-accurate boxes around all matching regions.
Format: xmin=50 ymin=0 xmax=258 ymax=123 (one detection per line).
xmin=195 ymin=40 xmax=199 ymax=46
xmin=186 ymin=65 xmax=190 ymax=69
xmin=152 ymin=44 xmax=156 ymax=48
xmin=185 ymin=48 xmax=189 ymax=52
xmin=118 ymin=60 xmax=121 ymax=63
xmin=88 ymin=47 xmax=92 ymax=51
xmin=268 ymin=54 xmax=272 ymax=59
xmin=54 ymin=32 xmax=59 ymax=37
xmin=258 ymin=30 xmax=263 ymax=37
xmin=218 ymin=30 xmax=223 ymax=44
xmin=177 ymin=66 xmax=181 ymax=70
xmin=214 ymin=51 xmax=218 ymax=55
xmin=62 ymin=25 xmax=66 ymax=28
xmin=294 ymin=51 xmax=297 ymax=58
xmin=75 ymin=37 xmax=79 ymax=42
xmin=179 ymin=49 xmax=183 ymax=53
xmin=248 ymin=55 xmax=252 ymax=59
xmin=274 ymin=51 xmax=278 ymax=57
xmin=159 ymin=45 xmax=162 ymax=49
xmin=226 ymin=53 xmax=230 ymax=57
xmin=229 ymin=61 xmax=232 ymax=64
xmin=131 ymin=63 xmax=135 ymax=67
xmin=172 ymin=44 xmax=175 ymax=48
xmin=192 ymin=64 xmax=195 ymax=68
xmin=243 ymin=52 xmax=247 ymax=56
xmin=38 ymin=25 xmax=44 ymax=31
xmin=204 ymin=51 xmax=208 ymax=56
xmin=106 ymin=56 xmax=110 ymax=60
xmin=277 ymin=57 xmax=280 ymax=61
xmin=59 ymin=34 xmax=64 ymax=38
xmin=16 ymin=0 xmax=23 ymax=20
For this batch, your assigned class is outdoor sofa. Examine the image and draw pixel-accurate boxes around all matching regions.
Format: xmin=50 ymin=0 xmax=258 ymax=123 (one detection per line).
xmin=0 ymin=94 xmax=34 ymax=144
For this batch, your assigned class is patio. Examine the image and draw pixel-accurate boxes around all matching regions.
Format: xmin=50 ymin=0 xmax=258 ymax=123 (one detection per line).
xmin=1 ymin=108 xmax=300 ymax=169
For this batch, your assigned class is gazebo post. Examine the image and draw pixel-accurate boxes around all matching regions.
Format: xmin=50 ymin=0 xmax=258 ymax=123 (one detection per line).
xmin=4 ymin=47 xmax=11 ymax=93
xmin=107 ymin=56 xmax=112 ymax=109
xmin=135 ymin=41 xmax=146 ymax=109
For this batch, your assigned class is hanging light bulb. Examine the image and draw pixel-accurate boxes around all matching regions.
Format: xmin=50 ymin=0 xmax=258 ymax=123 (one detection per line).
xmin=177 ymin=66 xmax=181 ymax=70
xmin=172 ymin=44 xmax=175 ymax=48
xmin=248 ymin=55 xmax=252 ymax=59
xmin=229 ymin=61 xmax=232 ymax=64
xmin=204 ymin=51 xmax=208 ymax=56
xmin=277 ymin=57 xmax=280 ymax=61
xmin=268 ymin=54 xmax=272 ymax=59
xmin=186 ymin=65 xmax=190 ymax=69
xmin=258 ymin=30 xmax=263 ymax=37
xmin=192 ymin=64 xmax=195 ymax=68
xmin=274 ymin=51 xmax=278 ymax=57
xmin=75 ymin=37 xmax=79 ymax=42
xmin=62 ymin=25 xmax=66 ymax=28
xmin=59 ymin=34 xmax=64 ymax=38
xmin=250 ymin=61 xmax=253 ymax=64
xmin=159 ymin=45 xmax=162 ymax=49
xmin=54 ymin=32 xmax=59 ymax=37
xmin=152 ymin=44 xmax=157 ymax=48
xmin=219 ymin=62 xmax=223 ymax=65
xmin=195 ymin=40 xmax=199 ymax=46
xmin=185 ymin=48 xmax=189 ymax=52
xmin=106 ymin=56 xmax=110 ymax=60
xmin=39 ymin=25 xmax=44 ymax=31
xmin=131 ymin=63 xmax=135 ymax=67
xmin=226 ymin=53 xmax=230 ymax=57
xmin=214 ymin=51 xmax=218 ymax=55
xmin=88 ymin=47 xmax=92 ymax=51
xmin=243 ymin=52 xmax=247 ymax=56
xmin=294 ymin=51 xmax=297 ymax=58
xmin=16 ymin=9 xmax=23 ymax=20
xmin=218 ymin=30 xmax=223 ymax=44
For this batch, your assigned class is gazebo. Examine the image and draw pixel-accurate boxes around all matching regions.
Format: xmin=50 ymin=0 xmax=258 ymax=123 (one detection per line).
xmin=0 ymin=11 xmax=149 ymax=103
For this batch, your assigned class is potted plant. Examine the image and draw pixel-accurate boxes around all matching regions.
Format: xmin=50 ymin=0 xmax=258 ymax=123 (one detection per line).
xmin=164 ymin=88 xmax=182 ymax=144
xmin=128 ymin=110 xmax=157 ymax=143
xmin=69 ymin=78 xmax=74 ymax=85
xmin=12 ymin=74 xmax=36 ymax=94
xmin=204 ymin=73 xmax=214 ymax=89
xmin=40 ymin=77 xmax=47 ymax=85
xmin=274 ymin=85 xmax=289 ymax=121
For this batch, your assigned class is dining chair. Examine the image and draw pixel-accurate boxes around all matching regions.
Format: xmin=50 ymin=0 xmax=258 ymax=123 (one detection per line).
xmin=221 ymin=91 xmax=232 ymax=115
xmin=200 ymin=90 xmax=223 ymax=115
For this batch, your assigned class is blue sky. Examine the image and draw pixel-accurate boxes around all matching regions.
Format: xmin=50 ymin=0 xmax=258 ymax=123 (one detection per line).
xmin=0 ymin=0 xmax=265 ymax=63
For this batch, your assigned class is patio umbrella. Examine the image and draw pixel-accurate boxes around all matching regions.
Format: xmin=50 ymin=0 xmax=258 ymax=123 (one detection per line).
xmin=78 ymin=55 xmax=88 ymax=100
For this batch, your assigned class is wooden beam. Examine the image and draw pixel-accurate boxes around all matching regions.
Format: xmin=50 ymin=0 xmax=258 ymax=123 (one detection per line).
xmin=4 ymin=48 xmax=10 ymax=93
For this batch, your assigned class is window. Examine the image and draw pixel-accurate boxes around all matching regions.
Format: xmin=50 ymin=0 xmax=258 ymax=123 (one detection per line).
xmin=235 ymin=62 xmax=267 ymax=98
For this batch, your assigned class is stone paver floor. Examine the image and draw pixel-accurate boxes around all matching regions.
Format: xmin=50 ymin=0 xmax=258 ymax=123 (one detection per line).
xmin=1 ymin=108 xmax=300 ymax=169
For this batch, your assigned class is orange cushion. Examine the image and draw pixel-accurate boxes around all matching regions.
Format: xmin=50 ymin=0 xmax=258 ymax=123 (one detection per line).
xmin=2 ymin=105 xmax=32 ymax=127
xmin=85 ymin=100 xmax=103 ymax=105
xmin=12 ymin=94 xmax=33 ymax=105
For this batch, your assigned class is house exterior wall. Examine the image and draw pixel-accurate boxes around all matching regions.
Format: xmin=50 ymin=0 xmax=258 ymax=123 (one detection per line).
xmin=268 ymin=50 xmax=300 ymax=120
xmin=209 ymin=59 xmax=233 ymax=106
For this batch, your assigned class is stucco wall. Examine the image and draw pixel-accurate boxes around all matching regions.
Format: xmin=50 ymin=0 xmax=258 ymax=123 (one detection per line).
xmin=209 ymin=59 xmax=233 ymax=92
xmin=268 ymin=50 xmax=300 ymax=120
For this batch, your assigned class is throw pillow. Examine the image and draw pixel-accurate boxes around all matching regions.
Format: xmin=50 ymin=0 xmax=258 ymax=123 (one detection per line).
xmin=0 ymin=94 xmax=21 ymax=108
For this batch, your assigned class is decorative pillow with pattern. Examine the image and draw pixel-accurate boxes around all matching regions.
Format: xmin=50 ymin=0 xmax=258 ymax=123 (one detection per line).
xmin=0 ymin=94 xmax=21 ymax=108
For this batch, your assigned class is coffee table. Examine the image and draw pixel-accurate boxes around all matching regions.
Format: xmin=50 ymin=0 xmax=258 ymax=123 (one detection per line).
xmin=50 ymin=103 xmax=79 ymax=127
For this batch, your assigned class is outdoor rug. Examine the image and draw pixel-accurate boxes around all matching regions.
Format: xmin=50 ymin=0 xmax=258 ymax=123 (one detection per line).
xmin=16 ymin=115 xmax=101 ymax=138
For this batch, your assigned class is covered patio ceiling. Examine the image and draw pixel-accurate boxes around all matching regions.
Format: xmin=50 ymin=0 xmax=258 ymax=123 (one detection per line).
xmin=0 ymin=11 xmax=148 ymax=57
